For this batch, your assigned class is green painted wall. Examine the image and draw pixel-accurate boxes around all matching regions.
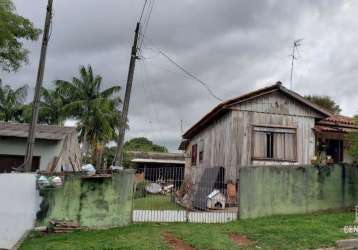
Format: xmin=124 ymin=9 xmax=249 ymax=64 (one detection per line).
xmin=37 ymin=170 xmax=135 ymax=228
xmin=239 ymin=165 xmax=358 ymax=219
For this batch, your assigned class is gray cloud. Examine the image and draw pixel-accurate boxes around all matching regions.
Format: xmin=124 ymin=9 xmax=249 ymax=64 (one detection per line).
xmin=2 ymin=0 xmax=358 ymax=151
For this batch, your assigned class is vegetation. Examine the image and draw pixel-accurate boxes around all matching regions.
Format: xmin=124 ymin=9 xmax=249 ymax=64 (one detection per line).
xmin=20 ymin=211 xmax=356 ymax=250
xmin=0 ymin=82 xmax=28 ymax=122
xmin=133 ymin=194 xmax=183 ymax=210
xmin=0 ymin=65 xmax=123 ymax=169
xmin=124 ymin=137 xmax=168 ymax=153
xmin=55 ymin=65 xmax=121 ymax=168
xmin=305 ymin=95 xmax=341 ymax=114
xmin=104 ymin=137 xmax=168 ymax=168
xmin=38 ymin=87 xmax=67 ymax=125
xmin=0 ymin=0 xmax=41 ymax=72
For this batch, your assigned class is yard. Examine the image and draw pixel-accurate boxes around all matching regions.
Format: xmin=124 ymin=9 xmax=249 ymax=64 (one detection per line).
xmin=20 ymin=211 xmax=357 ymax=250
xmin=133 ymin=194 xmax=184 ymax=210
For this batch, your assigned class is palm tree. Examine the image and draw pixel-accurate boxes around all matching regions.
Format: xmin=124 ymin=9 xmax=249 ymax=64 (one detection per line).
xmin=0 ymin=83 xmax=28 ymax=122
xmin=55 ymin=65 xmax=121 ymax=167
xmin=38 ymin=87 xmax=66 ymax=125
xmin=21 ymin=87 xmax=67 ymax=125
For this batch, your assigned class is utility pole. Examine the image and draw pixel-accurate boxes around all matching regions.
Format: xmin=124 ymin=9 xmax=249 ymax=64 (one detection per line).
xmin=290 ymin=39 xmax=302 ymax=90
xmin=24 ymin=0 xmax=53 ymax=172
xmin=114 ymin=22 xmax=140 ymax=166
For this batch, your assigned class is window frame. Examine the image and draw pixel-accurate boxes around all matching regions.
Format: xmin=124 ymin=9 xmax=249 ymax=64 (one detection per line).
xmin=251 ymin=124 xmax=298 ymax=162
xmin=191 ymin=144 xmax=198 ymax=166
xmin=198 ymin=140 xmax=204 ymax=163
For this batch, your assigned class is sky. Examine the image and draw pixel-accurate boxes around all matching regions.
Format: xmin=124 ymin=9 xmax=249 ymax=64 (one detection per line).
xmin=2 ymin=0 xmax=358 ymax=151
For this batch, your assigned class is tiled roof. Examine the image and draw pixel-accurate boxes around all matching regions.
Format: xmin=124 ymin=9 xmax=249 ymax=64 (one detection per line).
xmin=0 ymin=122 xmax=76 ymax=140
xmin=315 ymin=115 xmax=358 ymax=133
xmin=321 ymin=115 xmax=356 ymax=126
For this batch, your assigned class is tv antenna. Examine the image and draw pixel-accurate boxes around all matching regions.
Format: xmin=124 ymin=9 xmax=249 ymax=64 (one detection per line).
xmin=290 ymin=39 xmax=303 ymax=90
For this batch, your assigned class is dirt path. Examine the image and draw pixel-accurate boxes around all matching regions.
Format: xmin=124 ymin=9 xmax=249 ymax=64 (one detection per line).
xmin=229 ymin=233 xmax=256 ymax=247
xmin=162 ymin=231 xmax=195 ymax=250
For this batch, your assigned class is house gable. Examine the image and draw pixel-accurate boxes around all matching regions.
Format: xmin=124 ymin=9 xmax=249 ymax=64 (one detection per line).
xmin=182 ymin=82 xmax=331 ymax=141
xmin=230 ymin=90 xmax=326 ymax=118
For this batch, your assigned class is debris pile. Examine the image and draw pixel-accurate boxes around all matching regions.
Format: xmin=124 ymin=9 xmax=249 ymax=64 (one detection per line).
xmin=48 ymin=220 xmax=81 ymax=233
xmin=145 ymin=182 xmax=174 ymax=194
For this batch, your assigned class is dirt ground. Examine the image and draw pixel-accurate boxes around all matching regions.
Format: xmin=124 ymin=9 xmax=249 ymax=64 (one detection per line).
xmin=162 ymin=232 xmax=195 ymax=250
xmin=229 ymin=233 xmax=256 ymax=247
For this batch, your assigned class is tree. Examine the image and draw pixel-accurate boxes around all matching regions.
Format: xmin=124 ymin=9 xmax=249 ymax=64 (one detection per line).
xmin=38 ymin=87 xmax=66 ymax=125
xmin=305 ymin=95 xmax=341 ymax=114
xmin=103 ymin=137 xmax=169 ymax=168
xmin=55 ymin=65 xmax=121 ymax=168
xmin=0 ymin=83 xmax=28 ymax=122
xmin=21 ymin=87 xmax=67 ymax=125
xmin=124 ymin=137 xmax=168 ymax=153
xmin=0 ymin=0 xmax=41 ymax=72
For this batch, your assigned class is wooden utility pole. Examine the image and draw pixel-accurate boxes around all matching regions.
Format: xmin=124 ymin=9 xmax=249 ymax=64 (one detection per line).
xmin=114 ymin=22 xmax=140 ymax=166
xmin=24 ymin=0 xmax=53 ymax=172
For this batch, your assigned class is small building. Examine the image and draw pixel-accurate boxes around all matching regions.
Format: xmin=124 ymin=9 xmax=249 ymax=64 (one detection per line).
xmin=130 ymin=151 xmax=185 ymax=187
xmin=0 ymin=122 xmax=81 ymax=173
xmin=179 ymin=82 xmax=358 ymax=186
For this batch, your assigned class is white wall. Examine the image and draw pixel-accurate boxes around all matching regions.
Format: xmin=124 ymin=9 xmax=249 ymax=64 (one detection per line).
xmin=0 ymin=137 xmax=63 ymax=171
xmin=0 ymin=173 xmax=40 ymax=249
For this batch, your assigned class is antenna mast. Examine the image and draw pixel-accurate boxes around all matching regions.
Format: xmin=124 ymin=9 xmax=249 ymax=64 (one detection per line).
xmin=290 ymin=39 xmax=302 ymax=90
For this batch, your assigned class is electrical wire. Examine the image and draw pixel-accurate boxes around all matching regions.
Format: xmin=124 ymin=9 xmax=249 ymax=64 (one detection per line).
xmin=143 ymin=37 xmax=223 ymax=102
xmin=138 ymin=0 xmax=148 ymax=23
xmin=138 ymin=0 xmax=154 ymax=52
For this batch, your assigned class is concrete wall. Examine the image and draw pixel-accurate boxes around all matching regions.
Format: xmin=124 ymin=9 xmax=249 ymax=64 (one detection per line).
xmin=37 ymin=170 xmax=135 ymax=229
xmin=0 ymin=173 xmax=41 ymax=250
xmin=0 ymin=137 xmax=63 ymax=171
xmin=239 ymin=165 xmax=358 ymax=219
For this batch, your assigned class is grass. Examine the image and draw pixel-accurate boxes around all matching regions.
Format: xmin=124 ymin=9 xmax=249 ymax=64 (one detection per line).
xmin=20 ymin=211 xmax=358 ymax=250
xmin=133 ymin=194 xmax=184 ymax=210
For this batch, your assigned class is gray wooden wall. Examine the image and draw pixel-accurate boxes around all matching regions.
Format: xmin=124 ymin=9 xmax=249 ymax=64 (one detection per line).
xmin=184 ymin=90 xmax=322 ymax=183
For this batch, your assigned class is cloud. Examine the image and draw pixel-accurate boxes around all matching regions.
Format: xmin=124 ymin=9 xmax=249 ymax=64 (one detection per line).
xmin=2 ymin=0 xmax=358 ymax=151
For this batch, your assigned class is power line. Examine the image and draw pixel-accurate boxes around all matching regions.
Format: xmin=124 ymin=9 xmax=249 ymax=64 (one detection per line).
xmin=138 ymin=0 xmax=154 ymax=51
xmin=143 ymin=37 xmax=223 ymax=102
xmin=138 ymin=0 xmax=148 ymax=23
xmin=157 ymin=49 xmax=223 ymax=102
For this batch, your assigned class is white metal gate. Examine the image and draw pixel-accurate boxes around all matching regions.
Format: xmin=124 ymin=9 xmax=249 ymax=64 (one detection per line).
xmin=132 ymin=166 xmax=238 ymax=223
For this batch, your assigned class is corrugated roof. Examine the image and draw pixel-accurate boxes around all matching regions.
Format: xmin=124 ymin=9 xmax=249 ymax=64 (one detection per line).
xmin=131 ymin=158 xmax=185 ymax=164
xmin=128 ymin=151 xmax=185 ymax=161
xmin=0 ymin=122 xmax=76 ymax=140
xmin=182 ymin=82 xmax=332 ymax=141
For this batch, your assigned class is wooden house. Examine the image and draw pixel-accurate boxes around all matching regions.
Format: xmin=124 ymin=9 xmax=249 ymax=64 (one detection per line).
xmin=179 ymin=82 xmax=358 ymax=184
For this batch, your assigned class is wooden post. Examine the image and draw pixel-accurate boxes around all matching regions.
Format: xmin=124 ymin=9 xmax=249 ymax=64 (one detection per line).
xmin=24 ymin=0 xmax=53 ymax=172
xmin=114 ymin=22 xmax=140 ymax=166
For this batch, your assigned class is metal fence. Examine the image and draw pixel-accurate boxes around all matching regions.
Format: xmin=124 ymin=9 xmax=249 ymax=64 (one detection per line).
xmin=132 ymin=166 xmax=238 ymax=223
